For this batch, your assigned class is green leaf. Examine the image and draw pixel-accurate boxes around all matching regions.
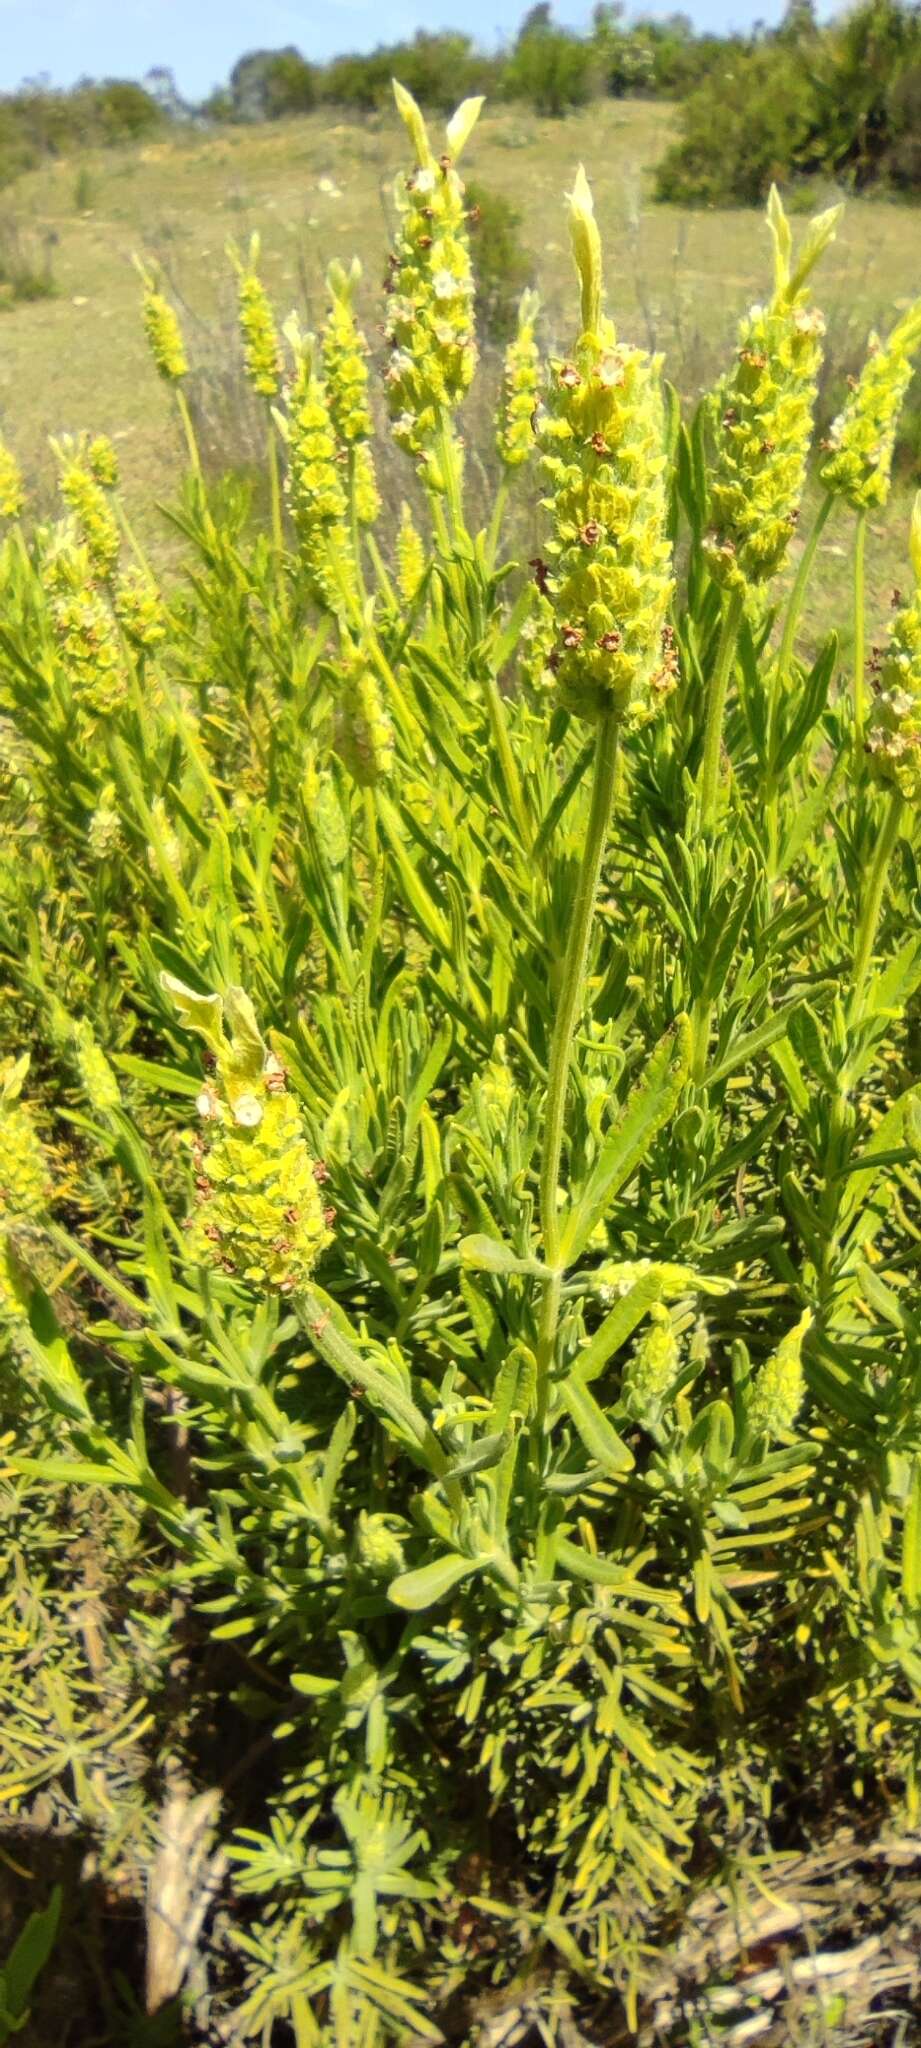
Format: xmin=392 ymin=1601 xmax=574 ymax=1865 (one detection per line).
xmin=569 ymin=1270 xmax=665 ymax=1387
xmin=458 ymin=1234 xmax=546 ymax=1277
xmin=902 ymin=1461 xmax=921 ymax=1608
xmin=560 ymin=1378 xmax=634 ymax=1475
xmin=388 ymin=1552 xmax=480 ymax=1610
xmin=563 ymin=1020 xmax=690 ymax=1262
xmin=1 ymin=1886 xmax=62 ymax=2028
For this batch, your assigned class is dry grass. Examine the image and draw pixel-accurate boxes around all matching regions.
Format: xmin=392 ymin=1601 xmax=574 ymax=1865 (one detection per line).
xmin=0 ymin=97 xmax=917 ymax=632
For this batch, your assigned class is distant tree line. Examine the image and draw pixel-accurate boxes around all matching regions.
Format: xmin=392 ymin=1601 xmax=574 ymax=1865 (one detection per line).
xmin=1 ymin=0 xmax=919 ymax=203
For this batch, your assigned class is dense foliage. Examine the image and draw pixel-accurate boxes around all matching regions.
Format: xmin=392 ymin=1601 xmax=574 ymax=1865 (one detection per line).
xmin=655 ymin=0 xmax=921 ymax=205
xmin=0 ymin=77 xmax=163 ymax=191
xmin=6 ymin=0 xmax=921 ymax=198
xmin=2 ymin=79 xmax=921 ymax=2046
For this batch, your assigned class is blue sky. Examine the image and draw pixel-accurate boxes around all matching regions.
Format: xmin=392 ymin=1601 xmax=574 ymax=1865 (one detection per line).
xmin=0 ymin=0 xmax=792 ymax=102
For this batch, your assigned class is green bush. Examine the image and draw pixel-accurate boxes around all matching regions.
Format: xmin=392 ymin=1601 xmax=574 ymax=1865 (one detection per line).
xmin=503 ymin=4 xmax=599 ymax=114
xmin=464 ymin=178 xmax=535 ymax=341
xmin=656 ymin=0 xmax=921 ymax=206
xmin=0 ymin=79 xmax=162 ymax=192
xmin=2 ymin=81 xmax=921 ymax=2047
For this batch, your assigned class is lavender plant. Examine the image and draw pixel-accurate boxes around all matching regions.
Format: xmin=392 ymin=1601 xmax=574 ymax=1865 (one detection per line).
xmin=1 ymin=83 xmax=921 ymax=2045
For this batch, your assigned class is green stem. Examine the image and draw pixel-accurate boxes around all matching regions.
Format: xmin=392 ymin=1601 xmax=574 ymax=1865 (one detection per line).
xmin=486 ymin=477 xmax=509 ymax=572
xmin=347 ymin=446 xmax=368 ymax=606
xmin=176 ymin=389 xmax=203 ymax=481
xmin=267 ymin=418 xmax=285 ymax=559
xmin=359 ymin=788 xmax=384 ymax=985
xmin=483 ymin=670 xmax=532 ymax=854
xmin=853 ymin=506 xmax=867 ymax=747
xmin=436 ymin=413 xmax=465 ymax=546
xmin=774 ymin=490 xmax=833 ymax=714
xmin=698 ymin=586 xmax=744 ymax=831
xmin=536 ymin=711 xmax=620 ymax=1416
xmin=851 ymin=787 xmax=904 ymax=1012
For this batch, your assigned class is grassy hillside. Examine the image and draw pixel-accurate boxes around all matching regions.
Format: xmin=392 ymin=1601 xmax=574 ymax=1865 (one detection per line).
xmin=0 ymin=97 xmax=918 ymax=634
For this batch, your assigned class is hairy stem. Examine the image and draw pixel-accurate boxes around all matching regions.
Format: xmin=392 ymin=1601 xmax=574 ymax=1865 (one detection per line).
xmin=536 ymin=711 xmax=620 ymax=1414
xmin=852 ymin=507 xmax=867 ymax=746
xmin=775 ymin=490 xmax=833 ymax=710
xmin=851 ymin=787 xmax=904 ymax=1012
xmin=698 ymin=586 xmax=744 ymax=831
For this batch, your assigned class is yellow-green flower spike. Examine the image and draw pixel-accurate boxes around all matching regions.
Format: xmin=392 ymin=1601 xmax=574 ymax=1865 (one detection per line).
xmin=747 ymin=1309 xmax=811 ymax=1441
xmin=355 ymin=1512 xmax=406 ymax=1578
xmin=114 ymin=567 xmax=166 ymax=651
xmin=163 ymin=975 xmax=332 ymax=1294
xmin=497 ymin=289 xmax=540 ymax=469
xmin=46 ymin=545 xmax=126 ymax=715
xmin=384 ymin=83 xmax=481 ymax=459
xmin=136 ymin=260 xmax=188 ymax=383
xmin=821 ymin=299 xmax=921 ymax=513
xmin=0 ymin=439 xmax=25 ymax=521
xmin=231 ymin=234 xmax=282 ymax=400
xmin=621 ymin=1304 xmax=680 ymax=1427
xmin=535 ymin=168 xmax=675 ymax=726
xmin=866 ymin=492 xmax=921 ymax=802
xmin=88 ymin=783 xmax=122 ymax=859
xmin=396 ymin=500 xmax=426 ymax=602
xmin=72 ymin=1020 xmax=120 ymax=1115
xmin=322 ymin=258 xmax=374 ymax=447
xmin=322 ymin=262 xmax=381 ymax=526
xmin=352 ymin=443 xmax=381 ymax=529
xmin=88 ymin=435 xmax=119 ymax=489
xmin=0 ymin=1056 xmax=51 ymax=1225
xmin=56 ymin=441 xmax=120 ymax=578
xmin=705 ymin=188 xmax=841 ymax=589
xmin=332 ymin=637 xmax=394 ymax=788
xmin=282 ymin=318 xmax=354 ymax=605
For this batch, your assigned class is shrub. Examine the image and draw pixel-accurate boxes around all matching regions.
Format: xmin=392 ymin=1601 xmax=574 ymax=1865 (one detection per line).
xmin=656 ymin=0 xmax=921 ymax=205
xmin=653 ymin=41 xmax=820 ymax=205
xmin=464 ymin=178 xmax=535 ymax=342
xmin=3 ymin=82 xmax=921 ymax=2047
xmin=0 ymin=78 xmax=162 ymax=191
xmin=0 ymin=215 xmax=55 ymax=307
xmin=503 ymin=4 xmax=599 ymax=114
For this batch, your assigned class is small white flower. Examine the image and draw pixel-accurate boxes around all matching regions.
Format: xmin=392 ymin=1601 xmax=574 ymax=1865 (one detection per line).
xmin=232 ymin=1092 xmax=264 ymax=1128
xmin=433 ymin=270 xmax=459 ymax=301
xmin=414 ymin=168 xmax=436 ymax=195
xmin=196 ymin=1086 xmax=220 ymax=1121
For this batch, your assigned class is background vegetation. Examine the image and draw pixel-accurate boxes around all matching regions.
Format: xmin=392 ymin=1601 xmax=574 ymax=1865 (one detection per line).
xmin=2 ymin=0 xmax=921 ymax=202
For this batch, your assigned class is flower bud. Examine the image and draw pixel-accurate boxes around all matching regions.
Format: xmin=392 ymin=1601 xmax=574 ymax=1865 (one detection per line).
xmin=747 ymin=1309 xmax=811 ymax=1442
xmin=705 ymin=188 xmax=840 ymax=589
xmin=0 ymin=1057 xmax=51 ymax=1224
xmin=283 ymin=318 xmax=355 ymax=606
xmin=163 ymin=976 xmax=332 ymax=1294
xmin=866 ymin=492 xmax=921 ymax=803
xmin=56 ymin=439 xmax=120 ymax=577
xmin=45 ymin=544 xmax=126 ymax=715
xmin=137 ymin=265 xmax=188 ymax=383
xmin=497 ymin=288 xmax=540 ymax=469
xmin=88 ymin=783 xmax=122 ymax=859
xmin=232 ymin=235 xmax=282 ymax=399
xmin=384 ymin=83 xmax=480 ymax=458
xmin=821 ymin=299 xmax=921 ymax=513
xmin=72 ymin=1020 xmax=120 ymax=1115
xmin=621 ymin=1304 xmax=679 ymax=1427
xmin=88 ymin=435 xmax=119 ymax=489
xmin=536 ymin=170 xmax=674 ymax=726
xmin=396 ymin=501 xmax=426 ymax=603
xmin=332 ymin=638 xmax=394 ymax=788
xmin=355 ymin=1512 xmax=406 ymax=1577
xmin=114 ymin=566 xmax=166 ymax=651
xmin=0 ymin=439 xmax=25 ymax=521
